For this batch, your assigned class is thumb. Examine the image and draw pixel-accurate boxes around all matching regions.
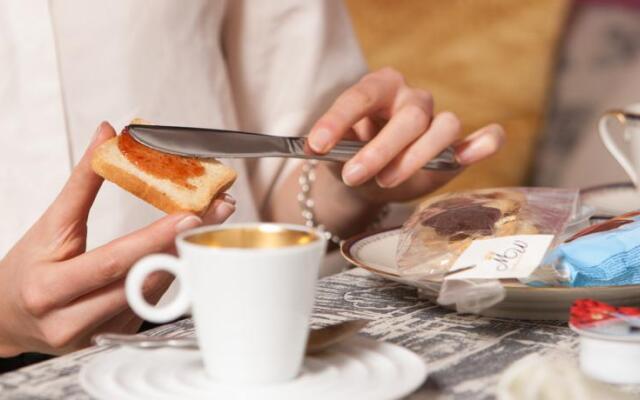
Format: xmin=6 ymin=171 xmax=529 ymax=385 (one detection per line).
xmin=46 ymin=122 xmax=116 ymax=224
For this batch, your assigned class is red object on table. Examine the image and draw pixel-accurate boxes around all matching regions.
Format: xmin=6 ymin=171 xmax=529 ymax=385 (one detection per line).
xmin=570 ymin=299 xmax=640 ymax=328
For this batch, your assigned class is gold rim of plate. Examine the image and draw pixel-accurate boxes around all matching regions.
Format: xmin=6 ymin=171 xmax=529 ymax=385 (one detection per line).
xmin=340 ymin=226 xmax=640 ymax=292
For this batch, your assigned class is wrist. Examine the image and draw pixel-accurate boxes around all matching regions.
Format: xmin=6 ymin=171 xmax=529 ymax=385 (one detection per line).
xmin=302 ymin=162 xmax=388 ymax=242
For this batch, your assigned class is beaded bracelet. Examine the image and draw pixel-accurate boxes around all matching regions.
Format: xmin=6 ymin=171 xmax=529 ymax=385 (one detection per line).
xmin=298 ymin=160 xmax=389 ymax=245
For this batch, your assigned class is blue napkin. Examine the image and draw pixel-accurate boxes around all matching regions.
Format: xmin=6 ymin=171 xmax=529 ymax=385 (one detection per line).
xmin=546 ymin=217 xmax=640 ymax=287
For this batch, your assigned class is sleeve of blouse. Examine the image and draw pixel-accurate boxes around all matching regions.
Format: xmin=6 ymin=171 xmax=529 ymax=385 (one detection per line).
xmin=222 ymin=0 xmax=368 ymax=209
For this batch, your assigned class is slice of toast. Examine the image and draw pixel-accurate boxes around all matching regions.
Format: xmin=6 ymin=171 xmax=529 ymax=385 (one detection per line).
xmin=91 ymin=122 xmax=236 ymax=214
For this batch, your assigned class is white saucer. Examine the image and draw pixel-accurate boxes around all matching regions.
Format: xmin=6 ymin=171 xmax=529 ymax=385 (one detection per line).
xmin=341 ymin=228 xmax=640 ymax=321
xmin=581 ymin=182 xmax=640 ymax=216
xmin=80 ymin=336 xmax=427 ymax=400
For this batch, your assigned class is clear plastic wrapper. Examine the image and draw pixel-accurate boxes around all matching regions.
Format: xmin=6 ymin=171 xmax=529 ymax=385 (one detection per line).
xmin=396 ymin=187 xmax=578 ymax=313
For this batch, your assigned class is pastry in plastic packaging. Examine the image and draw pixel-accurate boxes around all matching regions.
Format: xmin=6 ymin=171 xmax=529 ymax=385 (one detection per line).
xmin=396 ymin=187 xmax=578 ymax=313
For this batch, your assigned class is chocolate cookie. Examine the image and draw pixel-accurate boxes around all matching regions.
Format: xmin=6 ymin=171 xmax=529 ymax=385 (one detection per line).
xmin=407 ymin=189 xmax=536 ymax=263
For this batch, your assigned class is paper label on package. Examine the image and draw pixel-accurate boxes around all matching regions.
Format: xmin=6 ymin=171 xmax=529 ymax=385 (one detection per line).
xmin=446 ymin=235 xmax=554 ymax=280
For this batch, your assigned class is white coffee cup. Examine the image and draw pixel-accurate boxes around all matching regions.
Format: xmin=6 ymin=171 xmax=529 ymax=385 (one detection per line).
xmin=125 ymin=223 xmax=326 ymax=384
xmin=599 ymin=103 xmax=640 ymax=187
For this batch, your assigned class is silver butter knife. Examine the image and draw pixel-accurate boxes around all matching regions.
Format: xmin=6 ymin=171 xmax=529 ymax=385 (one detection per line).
xmin=128 ymin=124 xmax=460 ymax=171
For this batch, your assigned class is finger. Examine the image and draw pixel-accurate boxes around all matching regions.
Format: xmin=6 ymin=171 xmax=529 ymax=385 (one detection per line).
xmin=121 ymin=314 xmax=144 ymax=335
xmin=40 ymin=270 xmax=171 ymax=351
xmin=308 ymin=68 xmax=404 ymax=153
xmin=376 ymin=111 xmax=462 ymax=188
xmin=63 ymin=270 xmax=172 ymax=335
xmin=47 ymin=122 xmax=116 ymax=223
xmin=58 ymin=293 xmax=139 ymax=351
xmin=36 ymin=212 xmax=202 ymax=310
xmin=201 ymin=194 xmax=236 ymax=225
xmin=341 ymin=104 xmax=431 ymax=186
xmin=91 ymin=309 xmax=141 ymax=338
xmin=392 ymin=86 xmax=434 ymax=116
xmin=454 ymin=123 xmax=506 ymax=165
xmin=117 ymin=313 xmax=145 ymax=336
xmin=352 ymin=117 xmax=382 ymax=142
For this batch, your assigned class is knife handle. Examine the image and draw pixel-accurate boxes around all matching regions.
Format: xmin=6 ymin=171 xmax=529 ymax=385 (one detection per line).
xmin=288 ymin=137 xmax=460 ymax=171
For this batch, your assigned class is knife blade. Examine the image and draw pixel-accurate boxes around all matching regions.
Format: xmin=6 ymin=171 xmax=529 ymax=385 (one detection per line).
xmin=128 ymin=124 xmax=460 ymax=171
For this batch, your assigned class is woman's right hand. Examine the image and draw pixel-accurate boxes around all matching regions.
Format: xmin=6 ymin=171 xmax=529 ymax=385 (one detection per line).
xmin=0 ymin=122 xmax=235 ymax=356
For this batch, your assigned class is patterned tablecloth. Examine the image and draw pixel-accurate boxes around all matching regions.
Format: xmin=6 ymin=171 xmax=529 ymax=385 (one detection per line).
xmin=0 ymin=268 xmax=581 ymax=400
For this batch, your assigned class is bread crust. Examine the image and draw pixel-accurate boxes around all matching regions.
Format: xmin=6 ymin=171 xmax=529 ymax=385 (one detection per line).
xmin=91 ymin=137 xmax=236 ymax=214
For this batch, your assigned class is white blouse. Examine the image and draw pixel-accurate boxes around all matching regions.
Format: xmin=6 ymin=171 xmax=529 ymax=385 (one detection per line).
xmin=0 ymin=0 xmax=367 ymax=255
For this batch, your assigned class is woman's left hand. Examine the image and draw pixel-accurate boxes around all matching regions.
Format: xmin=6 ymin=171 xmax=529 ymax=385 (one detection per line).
xmin=308 ymin=67 xmax=505 ymax=204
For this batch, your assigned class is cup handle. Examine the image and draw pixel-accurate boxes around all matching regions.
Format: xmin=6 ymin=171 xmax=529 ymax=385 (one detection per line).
xmin=125 ymin=254 xmax=190 ymax=323
xmin=599 ymin=110 xmax=637 ymax=185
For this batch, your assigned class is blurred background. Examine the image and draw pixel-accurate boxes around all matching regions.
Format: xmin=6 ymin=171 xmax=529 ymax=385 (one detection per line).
xmin=345 ymin=0 xmax=640 ymax=192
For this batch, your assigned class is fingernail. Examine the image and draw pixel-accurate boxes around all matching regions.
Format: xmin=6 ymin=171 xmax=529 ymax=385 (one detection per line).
xmin=456 ymin=131 xmax=496 ymax=165
xmin=376 ymin=172 xmax=397 ymax=189
xmin=309 ymin=128 xmax=332 ymax=153
xmin=91 ymin=122 xmax=105 ymax=143
xmin=175 ymin=215 xmax=202 ymax=233
xmin=221 ymin=193 xmax=236 ymax=205
xmin=342 ymin=162 xmax=367 ymax=186
xmin=212 ymin=202 xmax=235 ymax=222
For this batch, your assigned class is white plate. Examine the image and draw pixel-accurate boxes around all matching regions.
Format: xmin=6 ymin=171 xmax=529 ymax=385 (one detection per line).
xmin=581 ymin=182 xmax=640 ymax=216
xmin=341 ymin=228 xmax=640 ymax=321
xmin=80 ymin=336 xmax=427 ymax=400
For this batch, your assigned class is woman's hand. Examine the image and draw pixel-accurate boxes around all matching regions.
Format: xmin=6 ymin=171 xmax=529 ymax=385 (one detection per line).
xmin=0 ymin=122 xmax=235 ymax=356
xmin=308 ymin=67 xmax=505 ymax=204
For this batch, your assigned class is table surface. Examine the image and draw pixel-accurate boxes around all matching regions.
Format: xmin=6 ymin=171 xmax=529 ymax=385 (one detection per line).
xmin=0 ymin=268 xmax=581 ymax=400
